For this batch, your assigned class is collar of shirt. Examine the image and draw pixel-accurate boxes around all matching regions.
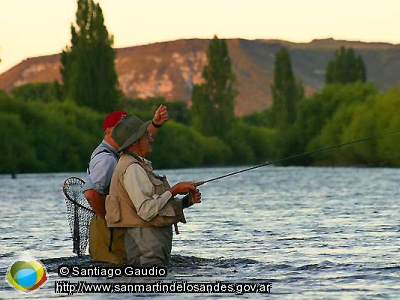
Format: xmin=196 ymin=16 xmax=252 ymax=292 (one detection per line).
xmin=101 ymin=140 xmax=120 ymax=158
xmin=124 ymin=151 xmax=153 ymax=171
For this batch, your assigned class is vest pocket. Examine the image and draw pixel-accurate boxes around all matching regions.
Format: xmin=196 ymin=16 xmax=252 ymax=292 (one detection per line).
xmin=105 ymin=195 xmax=121 ymax=224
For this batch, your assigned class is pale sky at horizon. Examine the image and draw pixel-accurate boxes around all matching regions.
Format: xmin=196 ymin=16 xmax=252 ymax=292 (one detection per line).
xmin=1 ymin=0 xmax=399 ymax=74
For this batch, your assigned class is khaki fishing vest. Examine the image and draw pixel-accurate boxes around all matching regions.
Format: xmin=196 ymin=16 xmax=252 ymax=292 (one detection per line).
xmin=105 ymin=154 xmax=186 ymax=229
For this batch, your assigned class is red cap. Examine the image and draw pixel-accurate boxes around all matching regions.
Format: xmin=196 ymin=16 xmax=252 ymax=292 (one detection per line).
xmin=103 ymin=111 xmax=128 ymax=130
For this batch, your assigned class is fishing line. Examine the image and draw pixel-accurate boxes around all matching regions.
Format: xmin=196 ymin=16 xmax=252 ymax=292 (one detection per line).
xmin=200 ymin=129 xmax=400 ymax=184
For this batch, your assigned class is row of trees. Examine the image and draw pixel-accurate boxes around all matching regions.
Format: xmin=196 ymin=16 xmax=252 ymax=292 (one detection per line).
xmin=3 ymin=79 xmax=400 ymax=174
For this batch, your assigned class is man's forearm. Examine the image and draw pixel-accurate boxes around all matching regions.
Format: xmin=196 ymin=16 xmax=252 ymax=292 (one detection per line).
xmin=84 ymin=189 xmax=106 ymax=218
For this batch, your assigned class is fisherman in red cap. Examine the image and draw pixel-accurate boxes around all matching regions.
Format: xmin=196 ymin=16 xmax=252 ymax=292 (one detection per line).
xmin=83 ymin=105 xmax=169 ymax=264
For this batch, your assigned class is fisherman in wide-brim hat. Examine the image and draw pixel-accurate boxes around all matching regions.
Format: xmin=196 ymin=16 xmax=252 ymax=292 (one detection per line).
xmin=83 ymin=106 xmax=169 ymax=265
xmin=105 ymin=114 xmax=202 ymax=266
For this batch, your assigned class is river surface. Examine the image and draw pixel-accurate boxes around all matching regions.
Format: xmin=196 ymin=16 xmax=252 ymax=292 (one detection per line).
xmin=1 ymin=166 xmax=399 ymax=299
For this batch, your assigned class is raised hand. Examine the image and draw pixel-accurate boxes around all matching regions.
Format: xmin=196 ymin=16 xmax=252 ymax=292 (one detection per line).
xmin=153 ymin=104 xmax=169 ymax=126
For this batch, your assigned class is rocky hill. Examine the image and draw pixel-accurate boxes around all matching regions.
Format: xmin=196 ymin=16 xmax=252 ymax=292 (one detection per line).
xmin=1 ymin=38 xmax=399 ymax=115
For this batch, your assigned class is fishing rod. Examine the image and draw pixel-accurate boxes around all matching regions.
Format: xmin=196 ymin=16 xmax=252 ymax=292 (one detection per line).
xmin=200 ymin=129 xmax=400 ymax=184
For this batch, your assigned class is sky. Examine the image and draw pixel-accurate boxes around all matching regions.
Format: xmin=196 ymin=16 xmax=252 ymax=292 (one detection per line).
xmin=1 ymin=0 xmax=399 ymax=74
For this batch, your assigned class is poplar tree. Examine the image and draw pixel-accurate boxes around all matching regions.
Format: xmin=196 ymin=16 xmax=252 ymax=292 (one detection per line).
xmin=61 ymin=0 xmax=119 ymax=112
xmin=325 ymin=46 xmax=367 ymax=84
xmin=271 ymin=47 xmax=304 ymax=127
xmin=191 ymin=35 xmax=237 ymax=139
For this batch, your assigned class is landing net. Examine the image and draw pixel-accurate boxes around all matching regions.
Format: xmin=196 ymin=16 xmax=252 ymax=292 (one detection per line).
xmin=62 ymin=177 xmax=94 ymax=257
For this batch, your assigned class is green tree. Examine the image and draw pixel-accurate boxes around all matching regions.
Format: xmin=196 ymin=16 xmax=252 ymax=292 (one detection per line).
xmin=337 ymin=88 xmax=400 ymax=166
xmin=61 ymin=0 xmax=120 ymax=112
xmin=302 ymin=83 xmax=377 ymax=165
xmin=149 ymin=120 xmax=231 ymax=168
xmin=271 ymin=47 xmax=304 ymax=127
xmin=224 ymin=122 xmax=277 ymax=165
xmin=0 ymin=91 xmax=103 ymax=173
xmin=191 ymin=35 xmax=237 ymax=139
xmin=0 ymin=112 xmax=38 ymax=174
xmin=325 ymin=46 xmax=367 ymax=84
xmin=11 ymin=82 xmax=63 ymax=102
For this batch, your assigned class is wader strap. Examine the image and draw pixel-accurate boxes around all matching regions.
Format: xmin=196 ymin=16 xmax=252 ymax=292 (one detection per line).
xmin=109 ymin=228 xmax=114 ymax=252
xmin=88 ymin=149 xmax=119 ymax=174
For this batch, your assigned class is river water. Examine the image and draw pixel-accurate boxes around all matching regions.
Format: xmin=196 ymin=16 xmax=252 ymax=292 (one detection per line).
xmin=1 ymin=166 xmax=399 ymax=299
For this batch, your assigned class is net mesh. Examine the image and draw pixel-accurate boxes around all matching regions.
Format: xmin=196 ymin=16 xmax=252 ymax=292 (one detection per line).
xmin=62 ymin=177 xmax=94 ymax=257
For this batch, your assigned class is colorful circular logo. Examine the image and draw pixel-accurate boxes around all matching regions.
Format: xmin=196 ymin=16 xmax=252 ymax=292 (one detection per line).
xmin=6 ymin=256 xmax=47 ymax=292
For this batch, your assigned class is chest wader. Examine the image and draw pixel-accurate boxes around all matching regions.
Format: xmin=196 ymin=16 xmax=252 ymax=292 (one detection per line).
xmin=89 ymin=216 xmax=126 ymax=264
xmin=88 ymin=149 xmax=126 ymax=265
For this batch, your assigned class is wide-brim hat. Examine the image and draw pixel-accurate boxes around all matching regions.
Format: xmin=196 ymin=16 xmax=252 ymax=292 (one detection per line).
xmin=111 ymin=114 xmax=151 ymax=151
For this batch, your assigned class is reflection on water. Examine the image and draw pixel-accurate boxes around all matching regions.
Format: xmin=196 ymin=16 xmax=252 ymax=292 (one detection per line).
xmin=1 ymin=167 xmax=400 ymax=298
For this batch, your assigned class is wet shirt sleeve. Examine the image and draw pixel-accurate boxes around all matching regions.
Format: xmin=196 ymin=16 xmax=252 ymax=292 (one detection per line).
xmin=83 ymin=153 xmax=117 ymax=194
xmin=123 ymin=163 xmax=172 ymax=221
